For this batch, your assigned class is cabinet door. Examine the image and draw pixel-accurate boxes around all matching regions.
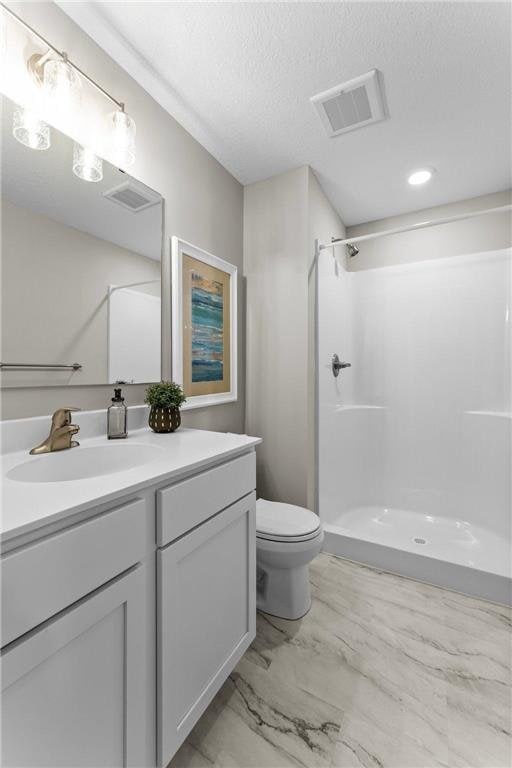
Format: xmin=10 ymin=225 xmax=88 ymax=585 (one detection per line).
xmin=1 ymin=566 xmax=147 ymax=768
xmin=157 ymin=492 xmax=256 ymax=767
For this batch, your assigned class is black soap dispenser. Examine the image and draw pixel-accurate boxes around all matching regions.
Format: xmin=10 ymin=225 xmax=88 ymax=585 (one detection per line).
xmin=107 ymin=388 xmax=127 ymax=439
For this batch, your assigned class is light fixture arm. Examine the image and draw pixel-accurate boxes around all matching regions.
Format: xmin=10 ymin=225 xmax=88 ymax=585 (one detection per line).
xmin=27 ymin=49 xmax=54 ymax=85
xmin=1 ymin=2 xmax=124 ymax=110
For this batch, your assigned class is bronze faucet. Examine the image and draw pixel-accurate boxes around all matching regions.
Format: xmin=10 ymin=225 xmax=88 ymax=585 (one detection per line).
xmin=30 ymin=408 xmax=81 ymax=455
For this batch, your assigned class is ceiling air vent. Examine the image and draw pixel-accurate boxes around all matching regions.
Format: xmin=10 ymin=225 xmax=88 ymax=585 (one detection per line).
xmin=103 ymin=181 xmax=161 ymax=213
xmin=311 ymin=69 xmax=386 ymax=137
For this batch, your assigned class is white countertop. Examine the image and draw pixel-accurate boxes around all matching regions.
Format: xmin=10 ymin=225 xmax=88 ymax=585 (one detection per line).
xmin=1 ymin=427 xmax=261 ymax=544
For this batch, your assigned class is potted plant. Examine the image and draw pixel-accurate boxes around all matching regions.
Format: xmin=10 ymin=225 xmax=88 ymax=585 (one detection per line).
xmin=145 ymin=381 xmax=186 ymax=433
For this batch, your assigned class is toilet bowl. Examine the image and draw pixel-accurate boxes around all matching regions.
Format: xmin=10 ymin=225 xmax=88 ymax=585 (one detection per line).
xmin=256 ymin=499 xmax=324 ymax=620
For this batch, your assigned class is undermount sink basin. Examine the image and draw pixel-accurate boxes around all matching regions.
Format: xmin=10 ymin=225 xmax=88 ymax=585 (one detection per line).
xmin=7 ymin=443 xmax=164 ymax=483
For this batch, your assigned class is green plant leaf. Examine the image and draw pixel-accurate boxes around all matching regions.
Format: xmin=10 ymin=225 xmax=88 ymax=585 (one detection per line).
xmin=144 ymin=381 xmax=186 ymax=408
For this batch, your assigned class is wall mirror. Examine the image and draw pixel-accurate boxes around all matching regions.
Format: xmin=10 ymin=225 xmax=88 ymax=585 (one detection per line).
xmin=0 ymin=95 xmax=163 ymax=388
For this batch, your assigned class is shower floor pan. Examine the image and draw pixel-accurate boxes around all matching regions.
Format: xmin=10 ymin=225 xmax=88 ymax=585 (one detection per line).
xmin=322 ymin=506 xmax=511 ymax=605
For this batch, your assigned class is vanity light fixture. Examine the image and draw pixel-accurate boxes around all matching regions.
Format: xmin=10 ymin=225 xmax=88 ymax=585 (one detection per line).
xmin=2 ymin=3 xmax=137 ymax=171
xmin=73 ymin=143 xmax=103 ymax=183
xmin=408 ymin=168 xmax=435 ymax=186
xmin=43 ymin=54 xmax=82 ymax=117
xmin=108 ymin=108 xmax=136 ymax=168
xmin=12 ymin=105 xmax=50 ymax=150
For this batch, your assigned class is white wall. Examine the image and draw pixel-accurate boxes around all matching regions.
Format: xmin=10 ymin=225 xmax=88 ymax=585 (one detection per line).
xmin=108 ymin=286 xmax=161 ymax=385
xmin=1 ymin=1 xmax=244 ymax=431
xmin=307 ymin=170 xmax=345 ymax=509
xmin=319 ymin=194 xmax=512 ymax=538
xmin=244 ymin=166 xmax=343 ymax=507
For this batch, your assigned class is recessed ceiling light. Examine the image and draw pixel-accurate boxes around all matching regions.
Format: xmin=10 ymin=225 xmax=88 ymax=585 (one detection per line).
xmin=408 ymin=168 xmax=434 ymax=186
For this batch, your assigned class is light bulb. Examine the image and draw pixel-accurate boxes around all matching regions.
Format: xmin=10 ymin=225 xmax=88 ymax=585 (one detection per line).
xmin=408 ymin=168 xmax=434 ymax=186
xmin=108 ymin=109 xmax=136 ymax=167
xmin=13 ymin=106 xmax=50 ymax=150
xmin=43 ymin=55 xmax=81 ymax=124
xmin=73 ymin=143 xmax=103 ymax=183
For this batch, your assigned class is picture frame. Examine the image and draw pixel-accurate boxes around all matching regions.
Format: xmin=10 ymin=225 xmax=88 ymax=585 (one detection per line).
xmin=171 ymin=236 xmax=237 ymax=409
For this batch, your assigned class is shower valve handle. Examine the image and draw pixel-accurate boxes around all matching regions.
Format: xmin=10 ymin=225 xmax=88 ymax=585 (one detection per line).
xmin=332 ymin=354 xmax=351 ymax=378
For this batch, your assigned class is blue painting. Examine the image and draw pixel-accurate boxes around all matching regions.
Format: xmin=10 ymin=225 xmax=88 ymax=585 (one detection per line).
xmin=191 ymin=272 xmax=224 ymax=383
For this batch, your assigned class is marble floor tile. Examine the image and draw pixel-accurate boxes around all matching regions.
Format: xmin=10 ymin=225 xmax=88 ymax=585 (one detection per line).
xmin=169 ymin=554 xmax=511 ymax=768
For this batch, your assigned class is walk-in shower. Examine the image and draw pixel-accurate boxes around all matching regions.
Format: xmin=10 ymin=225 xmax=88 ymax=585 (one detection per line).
xmin=316 ymin=204 xmax=512 ymax=605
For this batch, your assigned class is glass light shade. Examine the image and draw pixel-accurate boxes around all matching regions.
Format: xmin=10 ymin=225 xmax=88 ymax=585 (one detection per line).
xmin=12 ymin=106 xmax=50 ymax=150
xmin=73 ymin=143 xmax=103 ymax=183
xmin=43 ymin=57 xmax=81 ymax=114
xmin=108 ymin=109 xmax=136 ymax=167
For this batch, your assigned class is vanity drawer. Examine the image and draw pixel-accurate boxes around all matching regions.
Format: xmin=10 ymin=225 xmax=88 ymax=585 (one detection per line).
xmin=1 ymin=497 xmax=146 ymax=646
xmin=157 ymin=451 xmax=256 ymax=547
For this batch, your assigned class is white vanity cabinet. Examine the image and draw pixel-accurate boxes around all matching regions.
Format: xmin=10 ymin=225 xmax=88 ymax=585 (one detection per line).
xmin=1 ymin=566 xmax=147 ymax=768
xmin=1 ymin=496 xmax=149 ymax=768
xmin=1 ymin=432 xmax=259 ymax=768
xmin=157 ymin=491 xmax=256 ymax=765
xmin=156 ymin=451 xmax=257 ymax=766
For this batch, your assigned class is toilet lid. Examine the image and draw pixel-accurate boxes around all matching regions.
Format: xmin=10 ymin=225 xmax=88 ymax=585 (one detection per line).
xmin=256 ymin=499 xmax=320 ymax=539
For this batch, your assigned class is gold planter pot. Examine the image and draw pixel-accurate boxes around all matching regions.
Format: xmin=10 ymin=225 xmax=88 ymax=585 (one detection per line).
xmin=148 ymin=405 xmax=181 ymax=433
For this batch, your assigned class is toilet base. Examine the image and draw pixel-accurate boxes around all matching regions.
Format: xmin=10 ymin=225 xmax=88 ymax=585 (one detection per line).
xmin=257 ymin=563 xmax=312 ymax=621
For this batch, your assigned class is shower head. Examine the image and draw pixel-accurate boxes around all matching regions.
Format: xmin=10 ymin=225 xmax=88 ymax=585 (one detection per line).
xmin=346 ymin=243 xmax=359 ymax=258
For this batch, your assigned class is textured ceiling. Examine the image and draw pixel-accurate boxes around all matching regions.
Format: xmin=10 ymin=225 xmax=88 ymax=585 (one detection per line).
xmin=58 ymin=1 xmax=511 ymax=225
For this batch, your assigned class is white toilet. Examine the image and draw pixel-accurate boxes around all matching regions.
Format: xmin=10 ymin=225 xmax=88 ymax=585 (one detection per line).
xmin=256 ymin=498 xmax=324 ymax=620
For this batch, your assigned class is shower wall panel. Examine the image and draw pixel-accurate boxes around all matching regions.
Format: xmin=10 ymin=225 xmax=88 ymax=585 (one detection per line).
xmin=318 ymin=248 xmax=511 ymax=537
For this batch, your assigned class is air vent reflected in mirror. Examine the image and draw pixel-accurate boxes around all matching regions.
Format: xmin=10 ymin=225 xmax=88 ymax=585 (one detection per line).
xmin=103 ymin=181 xmax=161 ymax=212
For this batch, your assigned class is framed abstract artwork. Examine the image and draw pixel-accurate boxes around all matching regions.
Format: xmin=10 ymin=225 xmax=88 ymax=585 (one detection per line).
xmin=171 ymin=237 xmax=237 ymax=409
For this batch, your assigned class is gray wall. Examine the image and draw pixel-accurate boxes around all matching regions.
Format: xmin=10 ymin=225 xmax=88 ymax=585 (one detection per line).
xmin=244 ymin=166 xmax=343 ymax=507
xmin=347 ymin=190 xmax=511 ymax=270
xmin=244 ymin=166 xmax=309 ymax=505
xmin=2 ymin=199 xmax=160 ymax=387
xmin=1 ymin=1 xmax=244 ymax=431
